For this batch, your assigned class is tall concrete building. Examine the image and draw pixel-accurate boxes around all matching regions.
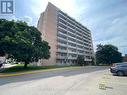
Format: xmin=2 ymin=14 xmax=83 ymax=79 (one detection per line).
xmin=37 ymin=2 xmax=94 ymax=65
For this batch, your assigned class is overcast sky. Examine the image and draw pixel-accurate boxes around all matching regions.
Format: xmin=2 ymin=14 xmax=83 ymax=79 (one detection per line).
xmin=1 ymin=0 xmax=127 ymax=55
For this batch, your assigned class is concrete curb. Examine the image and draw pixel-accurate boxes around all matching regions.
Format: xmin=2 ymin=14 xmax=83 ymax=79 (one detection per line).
xmin=0 ymin=67 xmax=83 ymax=78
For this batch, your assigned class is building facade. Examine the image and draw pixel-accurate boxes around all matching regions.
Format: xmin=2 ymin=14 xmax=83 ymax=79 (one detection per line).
xmin=37 ymin=2 xmax=94 ymax=65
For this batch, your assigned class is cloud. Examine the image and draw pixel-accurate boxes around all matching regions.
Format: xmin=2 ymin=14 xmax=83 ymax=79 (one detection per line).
xmin=29 ymin=0 xmax=127 ymax=54
xmin=1 ymin=0 xmax=127 ymax=54
xmin=30 ymin=0 xmax=87 ymax=24
xmin=22 ymin=16 xmax=32 ymax=25
xmin=93 ymin=15 xmax=127 ymax=54
xmin=0 ymin=15 xmax=16 ymax=20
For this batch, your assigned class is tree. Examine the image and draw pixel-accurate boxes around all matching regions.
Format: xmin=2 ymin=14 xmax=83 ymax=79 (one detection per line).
xmin=0 ymin=19 xmax=50 ymax=68
xmin=77 ymin=55 xmax=85 ymax=66
xmin=96 ymin=44 xmax=122 ymax=65
xmin=91 ymin=56 xmax=95 ymax=65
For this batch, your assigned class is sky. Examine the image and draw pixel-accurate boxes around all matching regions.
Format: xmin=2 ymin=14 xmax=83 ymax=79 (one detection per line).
xmin=0 ymin=0 xmax=127 ymax=55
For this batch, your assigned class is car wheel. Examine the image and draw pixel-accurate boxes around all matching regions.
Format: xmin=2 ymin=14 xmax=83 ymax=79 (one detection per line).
xmin=117 ymin=71 xmax=124 ymax=76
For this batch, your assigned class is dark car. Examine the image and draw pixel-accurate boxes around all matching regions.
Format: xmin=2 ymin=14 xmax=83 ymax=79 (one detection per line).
xmin=110 ymin=62 xmax=127 ymax=76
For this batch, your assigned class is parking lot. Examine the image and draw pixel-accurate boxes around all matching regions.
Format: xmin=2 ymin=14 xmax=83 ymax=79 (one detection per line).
xmin=100 ymin=70 xmax=127 ymax=95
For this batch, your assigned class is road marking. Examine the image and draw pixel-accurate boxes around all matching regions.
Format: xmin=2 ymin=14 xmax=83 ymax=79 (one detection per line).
xmin=99 ymin=73 xmax=108 ymax=90
xmin=99 ymin=83 xmax=106 ymax=90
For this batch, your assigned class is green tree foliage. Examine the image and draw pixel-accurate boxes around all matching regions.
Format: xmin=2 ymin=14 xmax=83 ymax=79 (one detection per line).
xmin=91 ymin=56 xmax=95 ymax=65
xmin=0 ymin=19 xmax=50 ymax=68
xmin=77 ymin=55 xmax=85 ymax=66
xmin=96 ymin=44 xmax=122 ymax=65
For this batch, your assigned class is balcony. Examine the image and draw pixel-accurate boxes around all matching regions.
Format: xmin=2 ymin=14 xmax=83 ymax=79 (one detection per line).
xmin=57 ymin=43 xmax=67 ymax=47
xmin=58 ymin=12 xmax=67 ymax=19
xmin=67 ymin=37 xmax=76 ymax=43
xmin=67 ymin=45 xmax=76 ymax=49
xmin=57 ymin=36 xmax=67 ymax=42
xmin=77 ymin=47 xmax=84 ymax=51
xmin=68 ymin=27 xmax=75 ymax=33
xmin=56 ymin=56 xmax=66 ymax=59
xmin=84 ymin=58 xmax=92 ymax=61
xmin=76 ymin=36 xmax=83 ymax=42
xmin=67 ymin=21 xmax=75 ymax=28
xmin=58 ymin=31 xmax=67 ymax=37
xmin=57 ymin=49 xmax=67 ymax=53
xmin=68 ymin=56 xmax=77 ymax=59
xmin=67 ymin=35 xmax=76 ymax=41
xmin=68 ymin=50 xmax=77 ymax=54
xmin=58 ymin=26 xmax=68 ymax=32
xmin=59 ymin=16 xmax=67 ymax=23
xmin=77 ymin=53 xmax=84 ymax=56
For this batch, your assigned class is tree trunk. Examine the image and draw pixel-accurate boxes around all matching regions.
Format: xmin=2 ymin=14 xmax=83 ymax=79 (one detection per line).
xmin=24 ymin=62 xmax=28 ymax=68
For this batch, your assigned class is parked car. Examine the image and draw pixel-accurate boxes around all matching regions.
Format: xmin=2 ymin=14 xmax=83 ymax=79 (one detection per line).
xmin=110 ymin=62 xmax=127 ymax=76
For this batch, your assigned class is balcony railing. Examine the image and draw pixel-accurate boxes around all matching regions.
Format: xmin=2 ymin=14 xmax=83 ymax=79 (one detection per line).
xmin=68 ymin=50 xmax=77 ymax=54
xmin=56 ymin=56 xmax=66 ymax=59
xmin=84 ymin=58 xmax=92 ymax=61
xmin=68 ymin=56 xmax=77 ymax=59
xmin=57 ymin=49 xmax=67 ymax=53
xmin=57 ymin=43 xmax=67 ymax=47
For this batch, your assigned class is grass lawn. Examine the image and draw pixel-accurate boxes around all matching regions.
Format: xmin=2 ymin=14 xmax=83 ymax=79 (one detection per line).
xmin=0 ymin=64 xmax=78 ymax=73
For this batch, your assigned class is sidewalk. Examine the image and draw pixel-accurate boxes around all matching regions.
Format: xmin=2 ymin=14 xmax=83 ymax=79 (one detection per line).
xmin=4 ymin=64 xmax=16 ymax=68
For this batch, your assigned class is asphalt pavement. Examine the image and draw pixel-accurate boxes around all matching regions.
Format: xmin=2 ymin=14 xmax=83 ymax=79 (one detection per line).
xmin=1 ymin=66 xmax=125 ymax=95
xmin=0 ymin=66 xmax=107 ymax=86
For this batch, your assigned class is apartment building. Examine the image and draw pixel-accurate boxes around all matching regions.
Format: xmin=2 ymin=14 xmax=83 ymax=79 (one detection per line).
xmin=37 ymin=2 xmax=94 ymax=65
